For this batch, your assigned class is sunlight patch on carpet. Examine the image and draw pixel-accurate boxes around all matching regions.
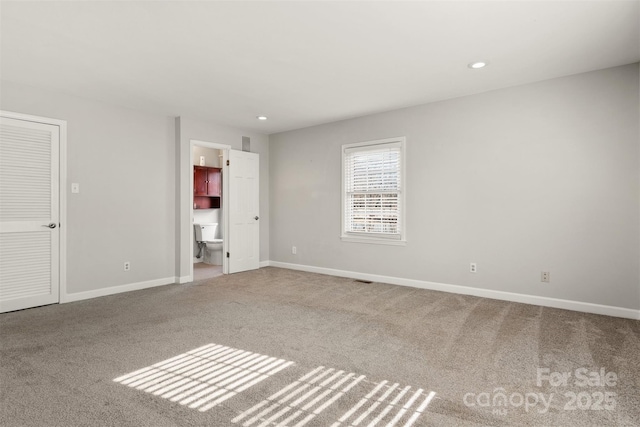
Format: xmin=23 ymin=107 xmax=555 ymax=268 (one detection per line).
xmin=113 ymin=343 xmax=293 ymax=412
xmin=232 ymin=366 xmax=436 ymax=427
xmin=332 ymin=384 xmax=436 ymax=427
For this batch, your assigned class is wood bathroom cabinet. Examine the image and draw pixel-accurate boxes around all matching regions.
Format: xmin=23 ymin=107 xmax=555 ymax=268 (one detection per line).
xmin=194 ymin=166 xmax=221 ymax=209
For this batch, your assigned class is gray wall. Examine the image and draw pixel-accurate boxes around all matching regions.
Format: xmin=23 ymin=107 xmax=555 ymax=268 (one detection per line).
xmin=269 ymin=63 xmax=640 ymax=310
xmin=0 ymin=81 xmax=271 ymax=295
xmin=0 ymin=80 xmax=176 ymax=294
xmin=176 ymin=117 xmax=270 ymax=280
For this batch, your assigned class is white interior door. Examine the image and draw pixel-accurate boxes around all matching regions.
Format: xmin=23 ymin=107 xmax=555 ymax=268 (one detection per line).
xmin=228 ymin=150 xmax=259 ymax=273
xmin=0 ymin=116 xmax=60 ymax=313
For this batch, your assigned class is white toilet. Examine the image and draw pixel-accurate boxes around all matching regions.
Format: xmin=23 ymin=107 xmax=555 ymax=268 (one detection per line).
xmin=194 ymin=223 xmax=224 ymax=265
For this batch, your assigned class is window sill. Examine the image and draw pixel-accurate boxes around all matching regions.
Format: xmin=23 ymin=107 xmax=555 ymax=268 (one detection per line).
xmin=340 ymin=235 xmax=407 ymax=246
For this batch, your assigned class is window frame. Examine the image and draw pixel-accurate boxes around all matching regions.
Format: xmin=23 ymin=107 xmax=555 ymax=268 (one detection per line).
xmin=341 ymin=136 xmax=406 ymax=246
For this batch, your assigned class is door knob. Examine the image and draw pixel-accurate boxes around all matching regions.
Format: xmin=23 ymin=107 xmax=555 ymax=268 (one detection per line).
xmin=42 ymin=223 xmax=57 ymax=229
xmin=254 ymin=216 xmax=259 ymax=220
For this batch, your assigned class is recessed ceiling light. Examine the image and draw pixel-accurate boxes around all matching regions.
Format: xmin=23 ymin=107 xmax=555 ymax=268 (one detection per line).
xmin=468 ymin=61 xmax=487 ymax=69
xmin=257 ymin=115 xmax=268 ymax=120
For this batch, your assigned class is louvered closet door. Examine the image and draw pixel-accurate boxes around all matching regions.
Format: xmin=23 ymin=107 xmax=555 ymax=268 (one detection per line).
xmin=0 ymin=116 xmax=59 ymax=313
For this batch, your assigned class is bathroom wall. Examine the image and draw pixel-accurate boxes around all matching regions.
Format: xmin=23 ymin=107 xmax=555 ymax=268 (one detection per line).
xmin=193 ymin=209 xmax=220 ymax=228
xmin=192 ymin=146 xmax=221 ymax=167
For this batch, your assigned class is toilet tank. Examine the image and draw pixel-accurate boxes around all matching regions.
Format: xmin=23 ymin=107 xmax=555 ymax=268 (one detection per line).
xmin=194 ymin=223 xmax=218 ymax=242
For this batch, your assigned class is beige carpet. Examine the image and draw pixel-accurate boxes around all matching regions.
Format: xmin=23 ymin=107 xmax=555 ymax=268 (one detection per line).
xmin=1 ymin=267 xmax=638 ymax=426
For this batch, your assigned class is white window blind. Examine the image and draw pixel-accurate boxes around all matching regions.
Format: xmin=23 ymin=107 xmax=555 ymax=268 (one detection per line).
xmin=343 ymin=139 xmax=404 ymax=241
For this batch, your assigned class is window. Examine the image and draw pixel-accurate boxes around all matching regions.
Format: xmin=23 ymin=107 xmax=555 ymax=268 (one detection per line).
xmin=342 ymin=137 xmax=406 ymax=245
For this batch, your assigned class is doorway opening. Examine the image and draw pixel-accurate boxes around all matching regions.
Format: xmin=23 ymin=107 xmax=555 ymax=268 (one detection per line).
xmin=190 ymin=140 xmax=230 ymax=282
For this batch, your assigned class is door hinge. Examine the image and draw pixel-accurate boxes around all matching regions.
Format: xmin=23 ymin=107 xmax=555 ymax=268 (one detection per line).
xmin=226 ymin=160 xmax=230 ymax=166
xmin=226 ymin=252 xmax=230 ymax=258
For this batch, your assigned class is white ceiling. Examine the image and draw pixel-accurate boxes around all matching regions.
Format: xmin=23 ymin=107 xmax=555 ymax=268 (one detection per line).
xmin=1 ymin=1 xmax=638 ymax=134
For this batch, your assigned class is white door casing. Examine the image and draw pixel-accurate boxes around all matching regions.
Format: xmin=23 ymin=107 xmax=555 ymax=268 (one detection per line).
xmin=0 ymin=115 xmax=61 ymax=313
xmin=228 ymin=150 xmax=259 ymax=273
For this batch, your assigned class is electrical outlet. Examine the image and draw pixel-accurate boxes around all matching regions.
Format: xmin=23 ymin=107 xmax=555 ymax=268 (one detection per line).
xmin=470 ymin=263 xmax=477 ymax=273
xmin=124 ymin=262 xmax=131 ymax=272
xmin=541 ymin=271 xmax=550 ymax=283
xmin=292 ymin=246 xmax=297 ymax=255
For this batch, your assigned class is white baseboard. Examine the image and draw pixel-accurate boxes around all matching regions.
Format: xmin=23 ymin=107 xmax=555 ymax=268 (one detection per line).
xmin=177 ymin=275 xmax=193 ymax=284
xmin=268 ymin=261 xmax=640 ymax=320
xmin=62 ymin=277 xmax=176 ymax=303
xmin=259 ymin=260 xmax=271 ymax=268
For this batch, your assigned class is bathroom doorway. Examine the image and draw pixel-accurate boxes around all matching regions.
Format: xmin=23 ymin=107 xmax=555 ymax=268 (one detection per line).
xmin=190 ymin=140 xmax=230 ymax=281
